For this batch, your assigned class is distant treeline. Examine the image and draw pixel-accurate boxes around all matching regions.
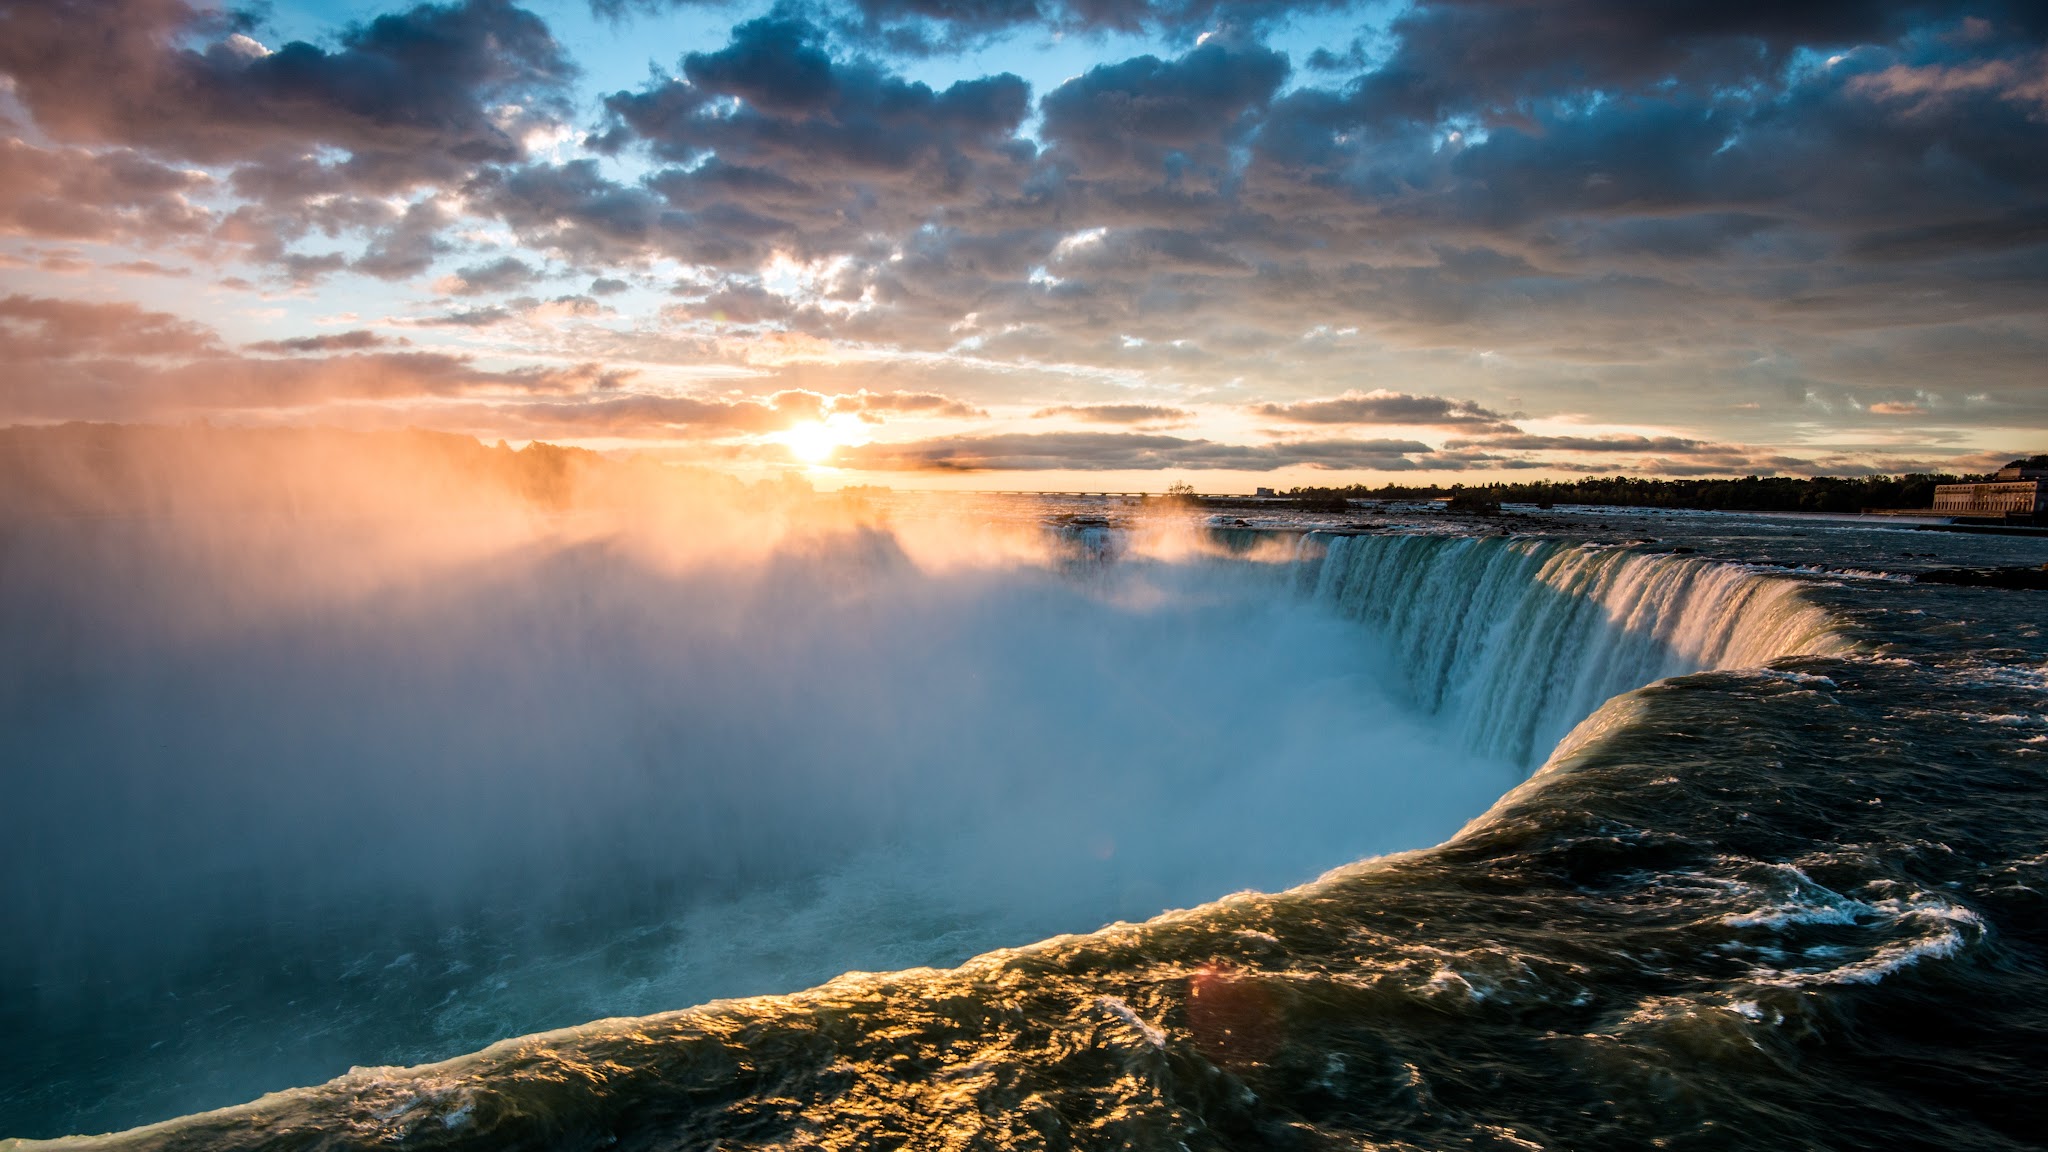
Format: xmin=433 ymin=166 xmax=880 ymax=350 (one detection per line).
xmin=1286 ymin=472 xmax=1989 ymax=514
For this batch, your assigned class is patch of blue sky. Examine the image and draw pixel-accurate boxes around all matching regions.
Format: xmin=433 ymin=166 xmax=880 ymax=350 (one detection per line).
xmin=258 ymin=0 xmax=1412 ymax=128
xmin=251 ymin=1 xmax=750 ymax=106
xmin=1263 ymin=0 xmax=1406 ymax=89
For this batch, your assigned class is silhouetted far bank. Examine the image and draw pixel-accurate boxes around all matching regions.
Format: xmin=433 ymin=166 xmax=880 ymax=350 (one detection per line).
xmin=1284 ymin=468 xmax=2046 ymax=516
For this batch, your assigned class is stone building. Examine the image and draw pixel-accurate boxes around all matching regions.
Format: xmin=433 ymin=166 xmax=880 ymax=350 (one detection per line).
xmin=1933 ymin=457 xmax=2048 ymax=517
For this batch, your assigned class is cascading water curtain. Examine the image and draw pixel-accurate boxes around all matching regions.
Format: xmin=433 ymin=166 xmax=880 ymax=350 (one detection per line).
xmin=1301 ymin=534 xmax=1853 ymax=765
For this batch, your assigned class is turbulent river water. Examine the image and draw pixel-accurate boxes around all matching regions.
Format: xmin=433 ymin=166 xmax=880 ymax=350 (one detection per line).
xmin=5 ymin=499 xmax=2047 ymax=1150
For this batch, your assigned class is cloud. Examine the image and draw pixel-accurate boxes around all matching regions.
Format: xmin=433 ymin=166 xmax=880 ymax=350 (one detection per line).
xmin=1039 ymin=41 xmax=1288 ymax=179
xmin=828 ymin=390 xmax=988 ymax=419
xmin=0 ymin=0 xmax=576 ymax=187
xmin=107 ymin=260 xmax=192 ymax=278
xmin=353 ymin=197 xmax=456 ymax=280
xmin=1031 ymin=403 xmax=1191 ymax=424
xmin=0 ymin=0 xmax=581 ymax=282
xmin=583 ymin=15 xmax=1032 ymax=261
xmin=1443 ymin=433 xmax=1716 ymax=453
xmin=0 ymin=295 xmax=993 ymax=443
xmin=1849 ymin=208 xmax=2048 ymax=260
xmin=836 ymin=431 xmax=1434 ymax=471
xmin=4 ymin=1 xmax=2047 ymax=475
xmin=160 ymin=353 xmax=624 ymax=404
xmin=435 ymin=255 xmax=541 ymax=296
xmin=600 ymin=0 xmax=1359 ymax=42
xmin=0 ymin=294 xmax=630 ymax=423
xmin=404 ymin=294 xmax=608 ymax=327
xmin=460 ymin=2 xmax=2048 ymax=423
xmin=1849 ymin=49 xmax=2048 ymax=116
xmin=0 ymin=294 xmax=223 ymax=360
xmin=1432 ymin=432 xmax=1847 ymax=477
xmin=1044 ymin=228 xmax=1250 ymax=276
xmin=0 ymin=138 xmax=213 ymax=244
xmin=1307 ymin=0 xmax=2042 ymax=133
xmin=428 ymin=386 xmax=992 ymax=440
xmin=671 ymin=280 xmax=797 ymax=326
xmin=246 ymin=331 xmax=403 ymax=354
xmin=1255 ymin=390 xmax=1515 ymax=429
xmin=462 ymin=158 xmax=694 ymax=264
xmin=407 ymin=306 xmax=518 ymax=328
xmin=0 ymin=346 xmax=623 ymax=423
xmin=1255 ymin=14 xmax=2048 ymax=259
xmin=434 ymin=392 xmax=800 ymax=439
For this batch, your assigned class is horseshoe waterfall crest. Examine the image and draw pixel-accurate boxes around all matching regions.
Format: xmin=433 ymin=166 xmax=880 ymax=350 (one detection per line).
xmin=1296 ymin=532 xmax=1853 ymax=765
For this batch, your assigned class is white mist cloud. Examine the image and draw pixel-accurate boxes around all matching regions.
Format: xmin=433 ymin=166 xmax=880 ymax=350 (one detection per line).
xmin=0 ymin=428 xmax=1516 ymax=1129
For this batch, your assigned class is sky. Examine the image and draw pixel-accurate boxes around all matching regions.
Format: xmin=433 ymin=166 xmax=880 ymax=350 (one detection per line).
xmin=0 ymin=0 xmax=2044 ymax=490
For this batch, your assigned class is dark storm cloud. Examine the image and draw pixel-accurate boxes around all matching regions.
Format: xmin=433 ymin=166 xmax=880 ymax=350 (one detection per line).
xmin=837 ymin=430 xmax=1435 ymax=471
xmin=0 ymin=0 xmax=575 ymax=186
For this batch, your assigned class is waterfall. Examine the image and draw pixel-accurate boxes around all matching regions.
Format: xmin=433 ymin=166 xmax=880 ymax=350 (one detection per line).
xmin=1298 ymin=533 xmax=1853 ymax=765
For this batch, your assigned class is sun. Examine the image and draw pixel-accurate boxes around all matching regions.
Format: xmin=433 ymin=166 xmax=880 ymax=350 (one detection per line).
xmin=780 ymin=420 xmax=840 ymax=465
